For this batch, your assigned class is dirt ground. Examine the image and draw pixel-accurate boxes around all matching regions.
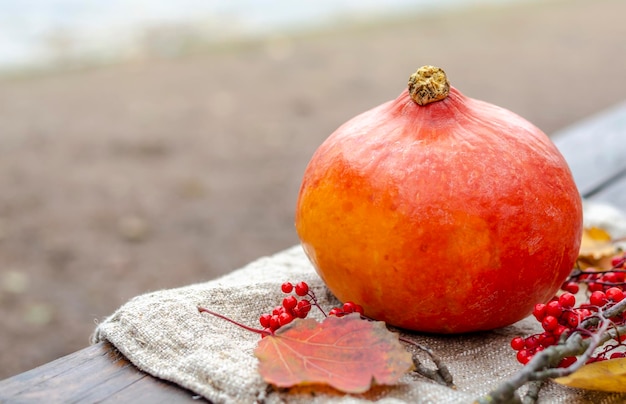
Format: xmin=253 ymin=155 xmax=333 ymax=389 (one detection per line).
xmin=1 ymin=0 xmax=626 ymax=379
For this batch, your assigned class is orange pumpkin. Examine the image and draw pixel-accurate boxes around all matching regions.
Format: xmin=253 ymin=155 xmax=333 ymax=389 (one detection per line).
xmin=295 ymin=66 xmax=582 ymax=333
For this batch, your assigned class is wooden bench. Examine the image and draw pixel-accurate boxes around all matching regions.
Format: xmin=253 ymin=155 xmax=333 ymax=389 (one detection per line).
xmin=1 ymin=102 xmax=626 ymax=402
xmin=551 ymin=101 xmax=626 ymax=203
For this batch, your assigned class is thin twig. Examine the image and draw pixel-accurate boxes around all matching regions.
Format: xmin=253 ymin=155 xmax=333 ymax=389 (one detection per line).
xmin=400 ymin=336 xmax=455 ymax=388
xmin=522 ymin=380 xmax=544 ymax=404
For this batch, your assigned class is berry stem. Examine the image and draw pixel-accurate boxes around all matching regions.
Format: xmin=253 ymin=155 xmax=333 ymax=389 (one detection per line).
xmin=570 ymin=268 xmax=626 ymax=278
xmin=198 ymin=306 xmax=271 ymax=336
xmin=306 ymin=291 xmax=327 ymax=317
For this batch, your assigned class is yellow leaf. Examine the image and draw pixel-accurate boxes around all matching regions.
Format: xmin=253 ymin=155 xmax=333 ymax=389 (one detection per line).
xmin=577 ymin=227 xmax=618 ymax=269
xmin=553 ymin=358 xmax=626 ymax=393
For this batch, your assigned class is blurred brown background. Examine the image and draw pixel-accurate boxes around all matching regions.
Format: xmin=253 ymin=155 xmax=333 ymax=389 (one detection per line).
xmin=1 ymin=0 xmax=625 ymax=379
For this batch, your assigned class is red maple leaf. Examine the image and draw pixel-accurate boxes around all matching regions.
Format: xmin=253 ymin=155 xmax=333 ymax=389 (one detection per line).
xmin=254 ymin=313 xmax=414 ymax=393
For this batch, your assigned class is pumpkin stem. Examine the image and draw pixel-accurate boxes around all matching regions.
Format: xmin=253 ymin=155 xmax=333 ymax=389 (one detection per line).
xmin=408 ymin=66 xmax=450 ymax=106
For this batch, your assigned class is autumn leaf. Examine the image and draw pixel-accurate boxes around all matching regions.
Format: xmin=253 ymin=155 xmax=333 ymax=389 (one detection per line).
xmin=553 ymin=358 xmax=626 ymax=392
xmin=577 ymin=227 xmax=618 ymax=269
xmin=254 ymin=312 xmax=414 ymax=393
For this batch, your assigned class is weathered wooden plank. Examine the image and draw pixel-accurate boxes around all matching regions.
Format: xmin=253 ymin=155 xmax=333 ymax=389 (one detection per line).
xmin=552 ymin=101 xmax=626 ymax=198
xmin=0 ymin=342 xmax=204 ymax=403
xmin=0 ymin=342 xmax=110 ymax=399
xmin=587 ymin=174 xmax=626 ymax=209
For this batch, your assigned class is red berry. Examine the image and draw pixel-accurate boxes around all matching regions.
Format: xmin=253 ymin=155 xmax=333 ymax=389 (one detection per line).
xmin=259 ymin=313 xmax=272 ymax=328
xmin=546 ymin=300 xmax=563 ymax=317
xmin=588 ymin=282 xmax=604 ymax=292
xmin=281 ymin=282 xmax=293 ymax=293
xmin=294 ymin=300 xmax=312 ymax=318
xmin=590 ymin=291 xmax=608 ymax=307
xmin=542 ymin=315 xmax=558 ymax=332
xmin=558 ymin=356 xmax=577 ymax=368
xmin=510 ymin=337 xmax=525 ymax=351
xmin=538 ymin=332 xmax=556 ymax=347
xmin=342 ymin=301 xmax=357 ymax=313
xmin=561 ymin=281 xmax=579 ymax=294
xmin=564 ymin=312 xmax=579 ymax=328
xmin=516 ymin=349 xmax=532 ymax=365
xmin=278 ymin=312 xmax=293 ymax=326
xmin=295 ymin=281 xmax=309 ymax=296
xmin=532 ymin=303 xmax=547 ymax=321
xmin=558 ymin=293 xmax=576 ymax=309
xmin=611 ymin=255 xmax=626 ymax=268
xmin=329 ymin=307 xmax=344 ymax=317
xmin=524 ymin=336 xmax=539 ymax=350
xmin=606 ymin=287 xmax=625 ymax=302
xmin=553 ymin=324 xmax=568 ymax=337
xmin=269 ymin=315 xmax=281 ymax=331
xmin=602 ymin=272 xmax=618 ymax=284
xmin=282 ymin=295 xmax=298 ymax=311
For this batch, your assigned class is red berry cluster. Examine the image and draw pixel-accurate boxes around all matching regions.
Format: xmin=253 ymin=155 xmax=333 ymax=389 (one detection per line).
xmin=198 ymin=280 xmax=366 ymax=339
xmin=258 ymin=281 xmax=365 ymax=335
xmin=259 ymin=281 xmax=313 ymax=333
xmin=510 ymin=253 xmax=626 ymax=366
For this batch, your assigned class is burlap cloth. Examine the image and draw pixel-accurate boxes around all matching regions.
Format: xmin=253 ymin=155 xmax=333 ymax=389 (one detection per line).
xmin=92 ymin=242 xmax=626 ymax=403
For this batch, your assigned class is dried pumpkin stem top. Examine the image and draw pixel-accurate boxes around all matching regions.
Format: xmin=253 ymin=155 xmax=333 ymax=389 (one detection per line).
xmin=408 ymin=66 xmax=450 ymax=106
